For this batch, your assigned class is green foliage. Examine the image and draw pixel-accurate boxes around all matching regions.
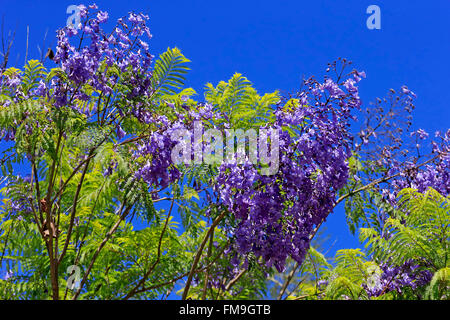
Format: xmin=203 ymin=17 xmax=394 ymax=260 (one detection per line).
xmin=0 ymin=50 xmax=260 ymax=300
xmin=274 ymin=188 xmax=449 ymax=300
xmin=360 ymin=188 xmax=449 ymax=270
xmin=205 ymin=73 xmax=279 ymax=128
xmin=151 ymin=47 xmax=190 ymax=97
xmin=325 ymin=276 xmax=362 ymax=300
xmin=22 ymin=60 xmax=46 ymax=94
xmin=342 ymin=154 xmax=393 ymax=235
xmin=425 ymin=267 xmax=449 ymax=300
xmin=0 ymin=43 xmax=447 ymax=302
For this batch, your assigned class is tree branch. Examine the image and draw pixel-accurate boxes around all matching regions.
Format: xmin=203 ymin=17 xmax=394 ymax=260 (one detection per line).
xmin=182 ymin=211 xmax=226 ymax=300
xmin=123 ymin=197 xmax=176 ymax=300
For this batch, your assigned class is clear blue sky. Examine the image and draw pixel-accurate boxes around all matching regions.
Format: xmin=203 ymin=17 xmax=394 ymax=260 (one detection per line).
xmin=1 ymin=0 xmax=449 ymax=254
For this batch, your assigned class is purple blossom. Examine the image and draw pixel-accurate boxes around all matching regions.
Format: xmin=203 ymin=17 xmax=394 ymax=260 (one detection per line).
xmin=411 ymin=129 xmax=429 ymax=140
xmin=364 ymin=260 xmax=433 ymax=297
xmin=117 ymin=125 xmax=126 ymax=140
xmin=213 ymin=68 xmax=363 ymax=271
xmin=34 ymin=5 xmax=155 ymax=113
xmin=97 ymin=11 xmax=109 ymax=23
xmin=353 ymin=70 xmax=366 ymax=82
xmin=3 ymin=270 xmax=13 ymax=281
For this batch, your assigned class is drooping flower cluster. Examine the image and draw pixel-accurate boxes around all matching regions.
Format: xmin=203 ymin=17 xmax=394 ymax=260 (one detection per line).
xmin=215 ymin=68 xmax=364 ymax=272
xmin=132 ymin=101 xmax=213 ymax=190
xmin=134 ymin=130 xmax=182 ymax=190
xmin=130 ymin=64 xmax=365 ymax=272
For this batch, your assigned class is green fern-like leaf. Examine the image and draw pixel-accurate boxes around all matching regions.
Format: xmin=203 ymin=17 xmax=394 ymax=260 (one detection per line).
xmin=22 ymin=60 xmax=46 ymax=94
xmin=425 ymin=267 xmax=450 ymax=300
xmin=204 ymin=73 xmax=279 ymax=129
xmin=325 ymin=276 xmax=362 ymax=300
xmin=360 ymin=188 xmax=449 ymax=273
xmin=151 ymin=47 xmax=190 ymax=97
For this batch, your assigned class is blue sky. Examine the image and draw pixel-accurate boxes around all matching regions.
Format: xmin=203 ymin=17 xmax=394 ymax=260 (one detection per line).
xmin=1 ymin=0 xmax=449 ymax=255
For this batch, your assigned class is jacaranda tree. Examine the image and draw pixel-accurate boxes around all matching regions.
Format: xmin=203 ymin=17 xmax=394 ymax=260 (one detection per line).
xmin=0 ymin=4 xmax=448 ymax=300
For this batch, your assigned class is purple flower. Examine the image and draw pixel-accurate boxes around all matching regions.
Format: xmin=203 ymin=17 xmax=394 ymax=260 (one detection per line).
xmin=364 ymin=260 xmax=433 ymax=297
xmin=117 ymin=125 xmax=126 ymax=140
xmin=34 ymin=80 xmax=47 ymax=97
xmin=322 ymin=78 xmax=345 ymax=98
xmin=97 ymin=11 xmax=109 ymax=23
xmin=3 ymin=270 xmax=13 ymax=281
xmin=411 ymin=129 xmax=429 ymax=140
xmin=353 ymin=70 xmax=366 ymax=82
xmin=401 ymin=85 xmax=416 ymax=98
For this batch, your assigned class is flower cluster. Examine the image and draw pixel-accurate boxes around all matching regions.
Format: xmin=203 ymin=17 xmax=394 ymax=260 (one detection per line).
xmin=1 ymin=4 xmax=446 ymax=284
xmin=130 ymin=64 xmax=365 ymax=272
xmin=351 ymin=87 xmax=449 ymax=295
xmin=385 ymin=129 xmax=450 ymax=200
xmin=50 ymin=4 xmax=153 ymax=115
xmin=1 ymin=4 xmax=153 ymax=122
xmin=134 ymin=130 xmax=182 ymax=190
xmin=216 ymin=67 xmax=364 ymax=271
xmin=131 ymin=99 xmax=219 ymax=188
xmin=355 ymin=86 xmax=450 ymax=204
xmin=363 ymin=260 xmax=433 ymax=297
